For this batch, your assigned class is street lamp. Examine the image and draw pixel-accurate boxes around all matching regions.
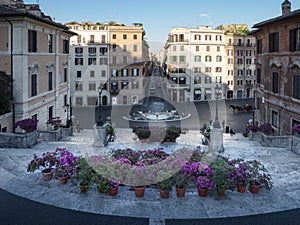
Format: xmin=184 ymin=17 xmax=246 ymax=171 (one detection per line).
xmin=97 ymin=83 xmax=105 ymax=126
xmin=213 ymin=84 xmax=222 ymax=129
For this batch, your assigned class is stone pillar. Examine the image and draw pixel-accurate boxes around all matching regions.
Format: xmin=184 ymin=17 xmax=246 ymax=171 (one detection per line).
xmin=93 ymin=124 xmax=107 ymax=147
xmin=209 ymin=127 xmax=224 ymax=153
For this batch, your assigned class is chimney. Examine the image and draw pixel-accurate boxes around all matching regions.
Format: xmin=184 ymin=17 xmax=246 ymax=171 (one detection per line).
xmin=282 ymin=0 xmax=291 ymax=15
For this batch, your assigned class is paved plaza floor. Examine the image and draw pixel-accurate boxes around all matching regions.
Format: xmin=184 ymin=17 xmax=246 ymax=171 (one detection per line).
xmin=0 ymin=129 xmax=300 ymax=225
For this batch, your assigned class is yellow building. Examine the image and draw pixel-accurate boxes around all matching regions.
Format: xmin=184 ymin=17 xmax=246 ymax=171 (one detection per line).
xmin=0 ymin=0 xmax=76 ymax=132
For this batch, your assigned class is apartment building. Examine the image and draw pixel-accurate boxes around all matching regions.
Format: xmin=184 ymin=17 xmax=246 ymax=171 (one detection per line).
xmin=0 ymin=0 xmax=75 ymax=132
xmin=66 ymin=22 xmax=109 ymax=107
xmin=164 ymin=26 xmax=226 ymax=102
xmin=108 ymin=24 xmax=150 ymax=105
xmin=224 ymin=29 xmax=256 ymax=99
xmin=251 ymin=0 xmax=300 ymax=135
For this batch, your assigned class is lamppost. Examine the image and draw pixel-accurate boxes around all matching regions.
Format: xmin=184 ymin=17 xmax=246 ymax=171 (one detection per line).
xmin=213 ymin=84 xmax=222 ymax=129
xmin=97 ymin=84 xmax=105 ymax=126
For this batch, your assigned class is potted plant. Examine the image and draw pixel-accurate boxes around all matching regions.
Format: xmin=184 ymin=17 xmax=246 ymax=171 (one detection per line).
xmin=14 ymin=118 xmax=38 ymax=133
xmin=210 ymin=156 xmax=232 ymax=196
xmin=233 ymin=161 xmax=251 ymax=193
xmin=71 ymin=157 xmax=96 ymax=193
xmin=27 ymin=151 xmax=58 ymax=181
xmin=108 ymin=180 xmax=120 ymax=196
xmin=173 ymin=162 xmax=191 ymax=197
xmin=247 ymin=160 xmax=273 ymax=193
xmin=165 ymin=126 xmax=181 ymax=142
xmin=158 ymin=177 xmax=173 ymax=199
xmin=134 ymin=127 xmax=151 ymax=141
xmin=96 ymin=176 xmax=110 ymax=194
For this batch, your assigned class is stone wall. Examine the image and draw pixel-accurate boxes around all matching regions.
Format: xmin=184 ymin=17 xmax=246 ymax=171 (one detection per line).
xmin=0 ymin=131 xmax=38 ymax=148
xmin=248 ymin=132 xmax=300 ymax=155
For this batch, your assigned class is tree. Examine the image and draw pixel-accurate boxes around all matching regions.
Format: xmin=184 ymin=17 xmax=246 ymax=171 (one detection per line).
xmin=0 ymin=71 xmax=12 ymax=115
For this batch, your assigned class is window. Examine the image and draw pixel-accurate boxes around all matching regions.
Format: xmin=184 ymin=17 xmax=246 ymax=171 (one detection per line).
xmin=228 ymin=58 xmax=233 ymax=64
xmin=194 ymin=55 xmax=201 ymax=62
xmin=205 ymin=76 xmax=211 ymax=84
xmin=179 ymin=34 xmax=184 ymax=42
xmin=205 ymin=55 xmax=212 ymax=62
xmin=257 ymin=39 xmax=262 ymax=54
xmin=216 ymin=76 xmax=222 ymax=83
xmin=121 ymin=81 xmax=129 ymax=89
xmin=206 ymin=46 xmax=210 ymax=52
xmin=179 ymin=55 xmax=186 ymax=64
xmin=228 ymin=49 xmax=233 ymax=56
xmin=205 ymin=67 xmax=211 ymax=73
xmin=171 ymin=56 xmax=177 ymax=63
xmin=63 ymin=40 xmax=69 ymax=54
xmin=292 ymin=119 xmax=300 ymax=134
xmin=111 ymin=69 xmax=118 ymax=77
xmin=112 ymin=34 xmax=117 ymax=39
xmin=133 ymin=44 xmax=137 ymax=52
xmin=194 ymin=77 xmax=201 ymax=84
xmin=269 ymin=32 xmax=279 ymax=52
xmin=195 ymin=46 xmax=199 ymax=51
xmin=133 ymin=34 xmax=137 ymax=40
xmin=87 ymin=97 xmax=97 ymax=106
xmin=122 ymin=69 xmax=128 ymax=76
xmin=205 ymin=35 xmax=211 ymax=41
xmin=180 ymin=46 xmax=184 ymax=51
xmin=28 ymin=30 xmax=37 ymax=52
xmin=75 ymin=47 xmax=83 ymax=54
xmin=133 ymin=56 xmax=137 ymax=62
xmin=237 ymin=58 xmax=243 ymax=64
xmin=100 ymin=47 xmax=108 ymax=55
xmin=272 ymin=72 xmax=279 ymax=93
xmin=217 ymin=46 xmax=220 ymax=52
xmin=90 ymin=35 xmax=95 ymax=43
xmin=246 ymin=58 xmax=252 ymax=65
xmin=173 ymin=46 xmax=176 ymax=51
xmin=237 ymin=50 xmax=243 ymax=56
xmin=90 ymin=71 xmax=95 ymax=77
xmin=293 ymin=73 xmax=300 ymax=99
xmin=76 ymin=97 xmax=83 ymax=106
xmin=194 ymin=35 xmax=201 ymax=40
xmin=89 ymin=83 xmax=96 ymax=91
xmin=100 ymin=58 xmax=107 ymax=65
xmin=77 ymin=35 xmax=81 ymax=43
xmin=257 ymin=68 xmax=261 ymax=84
xmin=123 ymin=34 xmax=127 ymax=39
xmin=216 ymin=67 xmax=222 ymax=73
xmin=123 ymin=44 xmax=127 ymax=52
xmin=132 ymin=81 xmax=139 ymax=89
xmin=216 ymin=55 xmax=222 ymax=62
xmin=88 ymin=58 xmax=96 ymax=65
xmin=238 ymin=70 xmax=243 ymax=76
xmin=238 ymin=39 xmax=243 ymax=46
xmin=132 ymin=68 xmax=139 ymax=76
xmin=290 ymin=28 xmax=300 ymax=52
xmin=48 ymin=106 xmax=53 ymax=121
xmin=193 ymin=67 xmax=201 ymax=73
xmin=88 ymin=47 xmax=96 ymax=55
xmin=31 ymin=74 xmax=37 ymax=97
xmin=75 ymin=82 xmax=82 ymax=91
xmin=77 ymin=71 xmax=81 ymax=78
xmin=271 ymin=110 xmax=278 ymax=128
xmin=112 ymin=44 xmax=117 ymax=52
xmin=246 ymin=50 xmax=251 ymax=56
xmin=100 ymin=35 xmax=106 ymax=43
xmin=48 ymin=34 xmax=53 ymax=53
xmin=101 ymin=70 xmax=106 ymax=77
xmin=246 ymin=69 xmax=252 ymax=76
xmin=64 ymin=68 xmax=67 ymax=82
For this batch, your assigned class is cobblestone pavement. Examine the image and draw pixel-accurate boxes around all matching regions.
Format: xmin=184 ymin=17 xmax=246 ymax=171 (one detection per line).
xmin=0 ymin=129 xmax=300 ymax=225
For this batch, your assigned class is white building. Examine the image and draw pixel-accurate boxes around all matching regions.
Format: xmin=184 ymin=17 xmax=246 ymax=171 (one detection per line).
xmin=66 ymin=22 xmax=110 ymax=107
xmin=164 ymin=26 xmax=226 ymax=102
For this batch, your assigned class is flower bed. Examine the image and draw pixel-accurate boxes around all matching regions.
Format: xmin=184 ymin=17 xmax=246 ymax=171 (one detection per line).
xmin=27 ymin=147 xmax=273 ymax=196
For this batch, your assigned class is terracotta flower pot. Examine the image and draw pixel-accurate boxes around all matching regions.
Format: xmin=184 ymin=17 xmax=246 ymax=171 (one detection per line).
xmin=134 ymin=186 xmax=145 ymax=198
xmin=109 ymin=187 xmax=118 ymax=196
xmin=42 ymin=170 xmax=53 ymax=181
xmin=197 ymin=187 xmax=208 ymax=197
xmin=176 ymin=188 xmax=186 ymax=197
xmin=57 ymin=176 xmax=68 ymax=185
xmin=250 ymin=184 xmax=260 ymax=194
xmin=159 ymin=189 xmax=170 ymax=199
xmin=217 ymin=189 xmax=226 ymax=196
xmin=237 ymin=184 xmax=246 ymax=193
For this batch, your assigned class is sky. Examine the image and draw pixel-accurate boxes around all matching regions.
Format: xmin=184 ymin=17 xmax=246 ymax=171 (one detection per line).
xmin=25 ymin=0 xmax=300 ymax=53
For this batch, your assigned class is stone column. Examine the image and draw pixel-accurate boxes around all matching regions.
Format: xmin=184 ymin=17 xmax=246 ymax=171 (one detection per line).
xmin=93 ymin=124 xmax=107 ymax=147
xmin=209 ymin=127 xmax=224 ymax=153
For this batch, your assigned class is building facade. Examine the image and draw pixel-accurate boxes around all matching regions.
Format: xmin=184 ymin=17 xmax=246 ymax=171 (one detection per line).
xmin=0 ymin=0 xmax=75 ymax=132
xmin=66 ymin=22 xmax=110 ymax=107
xmin=252 ymin=0 xmax=300 ymax=135
xmin=224 ymin=32 xmax=256 ymax=99
xmin=164 ymin=26 xmax=226 ymax=102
